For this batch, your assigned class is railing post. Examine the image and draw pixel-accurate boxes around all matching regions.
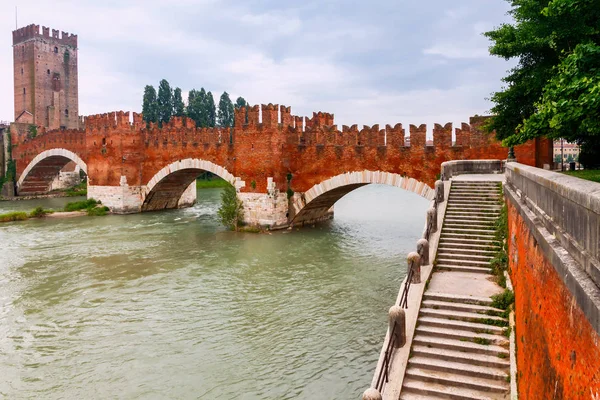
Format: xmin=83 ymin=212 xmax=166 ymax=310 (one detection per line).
xmin=417 ymin=238 xmax=429 ymax=266
xmin=389 ymin=305 xmax=406 ymax=348
xmin=362 ymin=388 xmax=383 ymax=400
xmin=408 ymin=251 xmax=421 ymax=284
xmin=426 ymin=207 xmax=437 ymax=234
xmin=435 ymin=180 xmax=444 ymax=203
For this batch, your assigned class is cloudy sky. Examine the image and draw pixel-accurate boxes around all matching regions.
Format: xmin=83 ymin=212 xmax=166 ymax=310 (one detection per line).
xmin=0 ymin=0 xmax=515 ymax=133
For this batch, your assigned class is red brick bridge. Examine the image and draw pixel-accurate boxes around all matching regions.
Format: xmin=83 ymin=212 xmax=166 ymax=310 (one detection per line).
xmin=10 ymin=104 xmax=551 ymax=227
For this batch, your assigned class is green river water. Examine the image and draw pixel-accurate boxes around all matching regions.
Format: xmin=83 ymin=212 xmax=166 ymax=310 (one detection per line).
xmin=0 ymin=185 xmax=428 ymax=399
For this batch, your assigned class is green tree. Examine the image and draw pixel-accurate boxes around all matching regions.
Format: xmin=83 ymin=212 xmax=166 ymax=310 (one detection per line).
xmin=173 ymin=87 xmax=185 ymax=117
xmin=234 ymin=96 xmax=249 ymax=125
xmin=554 ymin=154 xmax=562 ymax=163
xmin=157 ymin=79 xmax=173 ymax=127
xmin=206 ymin=91 xmax=216 ymax=127
xmin=485 ymin=0 xmax=600 ymax=166
xmin=142 ymin=85 xmax=158 ymax=125
xmin=217 ymin=184 xmax=244 ymax=231
xmin=217 ymin=91 xmax=235 ymax=127
xmin=235 ymin=96 xmax=248 ymax=109
xmin=567 ymin=154 xmax=574 ymax=163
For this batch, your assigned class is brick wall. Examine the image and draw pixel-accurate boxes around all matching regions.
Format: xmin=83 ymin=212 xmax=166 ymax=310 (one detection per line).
xmin=13 ymin=105 xmax=551 ymax=198
xmin=507 ymin=200 xmax=600 ymax=399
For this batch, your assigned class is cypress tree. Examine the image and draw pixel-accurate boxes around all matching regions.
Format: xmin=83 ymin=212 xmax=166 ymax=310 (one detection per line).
xmin=157 ymin=79 xmax=173 ymax=127
xmin=142 ymin=85 xmax=158 ymax=125
xmin=206 ymin=91 xmax=216 ymax=127
xmin=217 ymin=92 xmax=235 ymax=127
xmin=173 ymin=87 xmax=185 ymax=117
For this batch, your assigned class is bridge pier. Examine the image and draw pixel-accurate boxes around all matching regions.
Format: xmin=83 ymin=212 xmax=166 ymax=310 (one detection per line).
xmin=88 ymin=176 xmax=144 ymax=214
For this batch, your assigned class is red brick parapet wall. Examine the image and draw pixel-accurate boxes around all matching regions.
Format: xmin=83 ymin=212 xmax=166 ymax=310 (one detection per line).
xmin=10 ymin=104 xmax=552 ymax=223
xmin=505 ymin=164 xmax=600 ymax=398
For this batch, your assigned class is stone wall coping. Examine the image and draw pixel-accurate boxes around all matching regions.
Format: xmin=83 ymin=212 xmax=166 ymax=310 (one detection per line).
xmin=506 ymin=162 xmax=600 ymax=214
xmin=441 ymin=159 xmax=504 ymax=180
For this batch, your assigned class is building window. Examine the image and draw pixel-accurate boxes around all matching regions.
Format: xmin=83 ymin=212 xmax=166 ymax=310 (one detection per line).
xmin=21 ymin=67 xmax=23 ymax=75
xmin=47 ymin=69 xmax=50 ymax=75
xmin=65 ymin=109 xmax=69 ymax=117
xmin=23 ymin=88 xmax=26 ymax=95
xmin=54 ymin=46 xmax=58 ymax=53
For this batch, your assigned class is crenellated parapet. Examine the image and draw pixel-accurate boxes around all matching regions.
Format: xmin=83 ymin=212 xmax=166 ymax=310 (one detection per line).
xmin=13 ymin=24 xmax=78 ymax=47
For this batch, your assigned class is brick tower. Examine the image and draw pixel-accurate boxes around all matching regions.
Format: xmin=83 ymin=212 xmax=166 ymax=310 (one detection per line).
xmin=12 ymin=24 xmax=79 ymax=129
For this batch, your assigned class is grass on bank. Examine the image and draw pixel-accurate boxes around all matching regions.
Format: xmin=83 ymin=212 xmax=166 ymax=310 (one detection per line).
xmin=0 ymin=207 xmax=54 ymax=222
xmin=196 ymin=177 xmax=229 ymax=189
xmin=65 ymin=182 xmax=88 ymax=197
xmin=64 ymin=198 xmax=110 ymax=216
xmin=562 ymin=169 xmax=600 ymax=183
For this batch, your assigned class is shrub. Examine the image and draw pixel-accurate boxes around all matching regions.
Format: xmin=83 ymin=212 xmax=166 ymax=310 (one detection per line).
xmin=491 ymin=289 xmax=515 ymax=311
xmin=64 ymin=198 xmax=100 ymax=212
xmin=217 ymin=185 xmax=244 ymax=230
xmin=29 ymin=207 xmax=48 ymax=218
xmin=0 ymin=211 xmax=28 ymax=222
xmin=87 ymin=206 xmax=109 ymax=216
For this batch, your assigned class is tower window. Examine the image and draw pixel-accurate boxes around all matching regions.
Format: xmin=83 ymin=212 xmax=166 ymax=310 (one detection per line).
xmin=47 ymin=69 xmax=50 ymax=75
xmin=21 ymin=67 xmax=23 ymax=75
xmin=65 ymin=109 xmax=69 ymax=117
xmin=54 ymin=46 xmax=58 ymax=53
xmin=23 ymin=88 xmax=26 ymax=95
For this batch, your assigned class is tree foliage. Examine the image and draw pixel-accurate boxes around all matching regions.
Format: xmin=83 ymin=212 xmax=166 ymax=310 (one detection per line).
xmin=157 ymin=79 xmax=173 ymax=127
xmin=206 ymin=91 xmax=216 ymax=127
xmin=217 ymin=91 xmax=235 ymax=127
xmin=173 ymin=87 xmax=185 ymax=117
xmin=485 ymin=0 xmax=600 ymax=167
xmin=142 ymin=85 xmax=158 ymax=125
xmin=217 ymin=184 xmax=244 ymax=231
xmin=235 ymin=97 xmax=248 ymax=109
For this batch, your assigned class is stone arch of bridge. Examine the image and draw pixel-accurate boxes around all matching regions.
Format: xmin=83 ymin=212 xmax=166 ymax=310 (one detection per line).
xmin=16 ymin=148 xmax=88 ymax=194
xmin=290 ymin=170 xmax=434 ymax=225
xmin=141 ymin=158 xmax=241 ymax=212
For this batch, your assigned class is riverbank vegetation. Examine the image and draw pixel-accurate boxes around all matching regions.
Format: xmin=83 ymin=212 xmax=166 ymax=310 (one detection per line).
xmin=196 ymin=175 xmax=229 ymax=189
xmin=0 ymin=199 xmax=110 ymax=224
xmin=65 ymin=181 xmax=87 ymax=197
xmin=217 ymin=184 xmax=244 ymax=231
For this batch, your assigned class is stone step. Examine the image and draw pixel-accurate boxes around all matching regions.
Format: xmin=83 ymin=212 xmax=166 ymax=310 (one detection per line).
xmin=436 ymin=252 xmax=493 ymax=262
xmin=443 ymin=218 xmax=495 ymax=227
xmin=412 ymin=335 xmax=509 ymax=357
xmin=404 ymin=367 xmax=509 ymax=393
xmin=448 ymin=197 xmax=500 ymax=203
xmin=436 ymin=264 xmax=492 ymax=274
xmin=418 ymin=316 xmax=505 ymax=335
xmin=421 ymin=300 xmax=504 ymax=316
xmin=447 ymin=203 xmax=502 ymax=211
xmin=443 ymin=222 xmax=495 ymax=230
xmin=439 ymin=235 xmax=501 ymax=245
xmin=436 ymin=258 xmax=492 ymax=268
xmin=437 ymin=245 xmax=498 ymax=255
xmin=423 ymin=291 xmax=493 ymax=306
xmin=451 ymin=182 xmax=500 ymax=186
xmin=440 ymin=232 xmax=499 ymax=242
xmin=445 ymin=212 xmax=499 ymax=219
xmin=442 ymin=227 xmax=497 ymax=235
xmin=416 ymin=325 xmax=508 ymax=346
xmin=445 ymin=209 xmax=501 ymax=217
xmin=420 ymin=308 xmax=507 ymax=325
xmin=401 ymin=378 xmax=501 ymax=400
xmin=408 ymin=356 xmax=509 ymax=382
xmin=449 ymin=190 xmax=500 ymax=196
xmin=439 ymin=239 xmax=500 ymax=252
xmin=411 ymin=344 xmax=510 ymax=369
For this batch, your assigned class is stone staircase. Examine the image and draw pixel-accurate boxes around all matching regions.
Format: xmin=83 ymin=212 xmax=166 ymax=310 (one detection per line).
xmin=400 ymin=181 xmax=510 ymax=400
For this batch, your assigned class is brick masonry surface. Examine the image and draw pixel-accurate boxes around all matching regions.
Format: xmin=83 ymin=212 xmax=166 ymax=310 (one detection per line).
xmin=507 ymin=200 xmax=600 ymax=399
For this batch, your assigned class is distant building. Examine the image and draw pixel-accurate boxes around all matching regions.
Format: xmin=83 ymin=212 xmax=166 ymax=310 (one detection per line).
xmin=12 ymin=24 xmax=79 ymax=129
xmin=553 ymin=140 xmax=580 ymax=162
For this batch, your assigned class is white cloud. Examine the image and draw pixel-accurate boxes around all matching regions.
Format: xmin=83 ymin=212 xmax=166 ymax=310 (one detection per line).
xmin=0 ymin=0 xmax=514 ymax=129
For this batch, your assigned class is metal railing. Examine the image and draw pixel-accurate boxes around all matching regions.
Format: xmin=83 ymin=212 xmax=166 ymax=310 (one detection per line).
xmin=374 ymin=322 xmax=397 ymax=392
xmin=364 ymin=179 xmax=444 ymax=399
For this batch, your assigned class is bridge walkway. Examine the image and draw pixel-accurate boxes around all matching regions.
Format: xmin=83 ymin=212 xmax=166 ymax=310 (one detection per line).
xmin=400 ymin=179 xmax=510 ymax=399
